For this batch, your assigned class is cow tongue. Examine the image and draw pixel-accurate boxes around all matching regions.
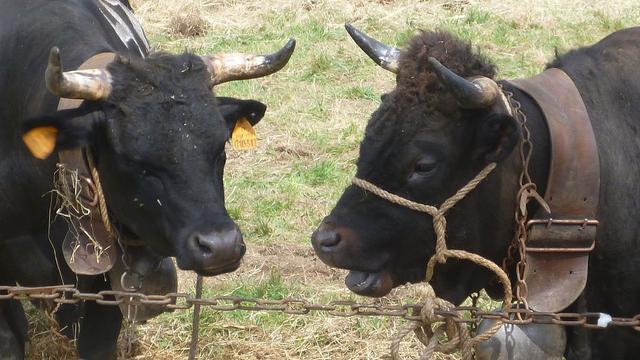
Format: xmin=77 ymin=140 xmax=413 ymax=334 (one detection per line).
xmin=345 ymin=270 xmax=394 ymax=297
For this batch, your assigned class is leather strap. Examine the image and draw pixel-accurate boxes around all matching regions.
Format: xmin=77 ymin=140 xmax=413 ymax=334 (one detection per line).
xmin=57 ymin=53 xmax=118 ymax=275
xmin=510 ymin=68 xmax=600 ymax=312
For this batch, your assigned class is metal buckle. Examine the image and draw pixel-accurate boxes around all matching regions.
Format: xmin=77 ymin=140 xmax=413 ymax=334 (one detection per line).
xmin=525 ymin=218 xmax=597 ymax=253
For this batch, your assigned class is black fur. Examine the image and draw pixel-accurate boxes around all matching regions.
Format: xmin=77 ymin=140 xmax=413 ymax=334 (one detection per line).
xmin=395 ymin=30 xmax=496 ymax=109
xmin=1 ymin=0 xmax=269 ymax=359
xmin=314 ymin=27 xmax=640 ymax=359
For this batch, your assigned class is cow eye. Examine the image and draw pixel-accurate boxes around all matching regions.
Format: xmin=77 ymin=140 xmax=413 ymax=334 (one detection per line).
xmin=413 ymin=158 xmax=438 ymax=175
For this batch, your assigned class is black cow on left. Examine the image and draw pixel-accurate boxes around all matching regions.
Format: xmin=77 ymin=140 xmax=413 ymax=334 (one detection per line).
xmin=0 ymin=0 xmax=295 ymax=359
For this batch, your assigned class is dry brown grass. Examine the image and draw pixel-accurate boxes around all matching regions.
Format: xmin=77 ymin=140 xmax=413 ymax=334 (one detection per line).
xmin=168 ymin=12 xmax=209 ymax=37
xmin=130 ymin=0 xmax=638 ymax=36
xmin=24 ymin=0 xmax=640 ymax=359
xmin=27 ymin=243 xmax=453 ymax=360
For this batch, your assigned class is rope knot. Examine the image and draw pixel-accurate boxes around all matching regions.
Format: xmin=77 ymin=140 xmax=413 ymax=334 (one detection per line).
xmin=353 ymin=163 xmax=506 ymax=360
xmin=416 ymin=284 xmax=439 ymax=324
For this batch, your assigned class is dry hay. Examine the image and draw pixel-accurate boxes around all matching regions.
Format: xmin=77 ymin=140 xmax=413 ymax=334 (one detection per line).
xmin=50 ymin=165 xmax=110 ymax=269
xmin=129 ymin=0 xmax=638 ymax=37
xmin=26 ymin=243 xmax=453 ymax=359
xmin=168 ymin=10 xmax=209 ymax=37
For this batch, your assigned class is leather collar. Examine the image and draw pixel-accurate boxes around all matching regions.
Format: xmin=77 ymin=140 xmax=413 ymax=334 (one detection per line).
xmin=56 ymin=53 xmax=118 ymax=275
xmin=509 ymin=68 xmax=599 ymax=312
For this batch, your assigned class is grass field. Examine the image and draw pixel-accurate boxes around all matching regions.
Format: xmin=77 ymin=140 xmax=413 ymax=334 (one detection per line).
xmin=26 ymin=0 xmax=640 ymax=359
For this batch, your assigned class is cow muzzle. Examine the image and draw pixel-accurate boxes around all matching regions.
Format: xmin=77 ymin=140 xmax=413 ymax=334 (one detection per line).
xmin=311 ymin=221 xmax=358 ymax=260
xmin=312 ymin=221 xmax=395 ymax=297
xmin=182 ymin=224 xmax=246 ymax=275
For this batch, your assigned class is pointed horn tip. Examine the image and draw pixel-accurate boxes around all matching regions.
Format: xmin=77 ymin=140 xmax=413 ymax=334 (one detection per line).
xmin=48 ymin=47 xmax=62 ymax=66
xmin=271 ymin=38 xmax=296 ymax=66
xmin=284 ymin=38 xmax=296 ymax=50
xmin=343 ymin=24 xmax=400 ymax=74
xmin=344 ymin=23 xmax=361 ymax=40
xmin=269 ymin=38 xmax=296 ymax=58
xmin=45 ymin=47 xmax=63 ymax=94
xmin=279 ymin=38 xmax=296 ymax=59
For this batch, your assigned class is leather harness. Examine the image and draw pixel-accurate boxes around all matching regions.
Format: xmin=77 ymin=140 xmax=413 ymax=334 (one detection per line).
xmin=57 ymin=53 xmax=117 ymax=276
xmin=510 ymin=68 xmax=600 ymax=312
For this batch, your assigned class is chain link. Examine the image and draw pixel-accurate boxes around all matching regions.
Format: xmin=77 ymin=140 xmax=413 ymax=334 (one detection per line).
xmin=500 ymin=86 xmax=539 ymax=315
xmin=1 ymin=285 xmax=638 ymax=331
xmin=7 ymin=86 xmax=634 ymax=359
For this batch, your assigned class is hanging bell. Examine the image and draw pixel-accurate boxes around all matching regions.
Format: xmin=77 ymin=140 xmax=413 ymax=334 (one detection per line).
xmin=109 ymin=246 xmax=178 ymax=322
xmin=475 ymin=313 xmax=566 ymax=360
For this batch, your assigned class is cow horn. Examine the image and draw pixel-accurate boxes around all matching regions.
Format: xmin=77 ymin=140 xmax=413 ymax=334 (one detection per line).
xmin=201 ymin=38 xmax=296 ymax=86
xmin=427 ymin=57 xmax=498 ymax=109
xmin=345 ymin=23 xmax=400 ymax=73
xmin=45 ymin=47 xmax=112 ymax=100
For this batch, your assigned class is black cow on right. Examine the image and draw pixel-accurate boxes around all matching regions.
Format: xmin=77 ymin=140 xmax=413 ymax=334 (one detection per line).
xmin=312 ymin=25 xmax=640 ymax=359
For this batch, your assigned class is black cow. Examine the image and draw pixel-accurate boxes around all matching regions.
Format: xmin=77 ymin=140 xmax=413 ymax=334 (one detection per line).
xmin=0 ymin=0 xmax=294 ymax=359
xmin=312 ymin=25 xmax=640 ymax=359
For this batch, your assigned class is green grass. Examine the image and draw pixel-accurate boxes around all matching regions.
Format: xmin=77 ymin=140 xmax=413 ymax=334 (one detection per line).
xmin=27 ymin=0 xmax=640 ymax=359
xmin=138 ymin=1 xmax=640 ymax=358
xmin=466 ymin=7 xmax=492 ymax=25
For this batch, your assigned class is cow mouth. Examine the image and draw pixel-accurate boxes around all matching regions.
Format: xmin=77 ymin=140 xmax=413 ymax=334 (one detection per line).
xmin=345 ymin=270 xmax=394 ymax=297
xmin=196 ymin=260 xmax=242 ymax=276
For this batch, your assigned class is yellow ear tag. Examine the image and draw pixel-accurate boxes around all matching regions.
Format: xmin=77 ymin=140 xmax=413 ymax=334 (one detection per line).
xmin=22 ymin=126 xmax=58 ymax=159
xmin=231 ymin=118 xmax=257 ymax=150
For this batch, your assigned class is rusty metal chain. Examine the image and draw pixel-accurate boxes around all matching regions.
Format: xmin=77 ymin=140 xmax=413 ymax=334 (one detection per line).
xmin=2 ymin=285 xmax=639 ymax=331
xmin=469 ymin=292 xmax=480 ymax=337
xmin=500 ymin=86 xmax=544 ymax=314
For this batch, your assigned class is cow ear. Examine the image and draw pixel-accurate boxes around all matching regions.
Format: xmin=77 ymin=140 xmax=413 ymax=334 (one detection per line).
xmin=22 ymin=105 xmax=103 ymax=160
xmin=473 ymin=113 xmax=520 ymax=163
xmin=216 ymin=97 xmax=267 ymax=128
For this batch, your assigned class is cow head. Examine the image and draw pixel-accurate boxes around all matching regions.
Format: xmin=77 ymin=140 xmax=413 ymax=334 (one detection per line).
xmin=23 ymin=40 xmax=295 ymax=276
xmin=312 ymin=26 xmax=520 ymax=302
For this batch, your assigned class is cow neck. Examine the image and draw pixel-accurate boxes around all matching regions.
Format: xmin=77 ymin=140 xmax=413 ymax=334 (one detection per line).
xmin=56 ymin=52 xmax=121 ymax=276
xmin=503 ymin=68 xmax=600 ymax=312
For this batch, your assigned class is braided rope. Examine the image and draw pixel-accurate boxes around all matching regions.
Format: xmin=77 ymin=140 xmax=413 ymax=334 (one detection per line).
xmin=352 ymin=162 xmax=512 ymax=360
xmin=352 ymin=178 xmax=439 ymax=216
xmin=86 ymin=151 xmax=118 ymax=241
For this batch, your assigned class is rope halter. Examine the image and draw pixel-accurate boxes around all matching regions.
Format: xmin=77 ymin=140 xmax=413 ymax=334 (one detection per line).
xmin=352 ymin=162 xmax=513 ymax=360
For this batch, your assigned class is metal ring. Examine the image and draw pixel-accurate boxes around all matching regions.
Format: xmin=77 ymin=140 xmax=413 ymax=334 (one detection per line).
xmin=120 ymin=270 xmax=144 ymax=292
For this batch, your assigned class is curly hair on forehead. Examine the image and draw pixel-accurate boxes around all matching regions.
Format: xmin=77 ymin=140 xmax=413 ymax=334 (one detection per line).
xmin=394 ymin=30 xmax=496 ymax=108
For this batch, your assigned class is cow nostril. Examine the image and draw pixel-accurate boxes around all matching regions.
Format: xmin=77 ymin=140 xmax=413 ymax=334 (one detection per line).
xmin=187 ymin=228 xmax=245 ymax=268
xmin=320 ymin=231 xmax=341 ymax=249
xmin=193 ymin=235 xmax=214 ymax=256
